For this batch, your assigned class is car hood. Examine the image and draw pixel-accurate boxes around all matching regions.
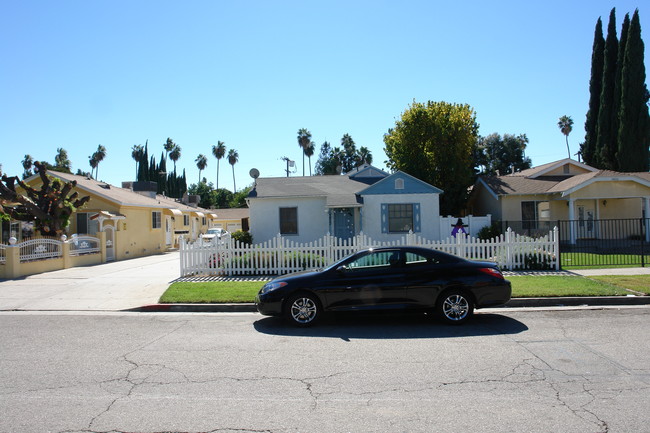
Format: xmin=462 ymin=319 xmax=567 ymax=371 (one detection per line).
xmin=273 ymin=269 xmax=323 ymax=283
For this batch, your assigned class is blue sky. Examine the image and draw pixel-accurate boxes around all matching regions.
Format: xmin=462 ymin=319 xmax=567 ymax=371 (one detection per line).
xmin=1 ymin=1 xmax=648 ymax=193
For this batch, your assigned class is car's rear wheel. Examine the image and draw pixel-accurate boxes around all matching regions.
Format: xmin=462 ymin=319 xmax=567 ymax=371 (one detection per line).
xmin=285 ymin=293 xmax=321 ymax=327
xmin=436 ymin=290 xmax=474 ymax=325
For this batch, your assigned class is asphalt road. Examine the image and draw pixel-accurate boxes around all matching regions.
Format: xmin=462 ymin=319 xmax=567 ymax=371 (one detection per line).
xmin=1 ymin=307 xmax=649 ymax=433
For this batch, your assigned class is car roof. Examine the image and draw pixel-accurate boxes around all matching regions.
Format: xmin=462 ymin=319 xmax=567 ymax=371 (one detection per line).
xmin=362 ymin=246 xmax=462 ymax=261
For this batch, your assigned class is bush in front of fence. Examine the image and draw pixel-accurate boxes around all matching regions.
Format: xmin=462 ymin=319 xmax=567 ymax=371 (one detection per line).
xmin=225 ymin=250 xmax=328 ymax=274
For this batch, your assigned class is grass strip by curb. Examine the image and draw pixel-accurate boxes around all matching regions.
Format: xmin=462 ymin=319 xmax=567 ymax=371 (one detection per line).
xmin=159 ymin=275 xmax=650 ymax=304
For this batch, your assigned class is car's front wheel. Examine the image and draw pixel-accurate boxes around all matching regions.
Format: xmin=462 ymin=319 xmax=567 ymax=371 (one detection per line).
xmin=436 ymin=290 xmax=474 ymax=325
xmin=285 ymin=293 xmax=321 ymax=327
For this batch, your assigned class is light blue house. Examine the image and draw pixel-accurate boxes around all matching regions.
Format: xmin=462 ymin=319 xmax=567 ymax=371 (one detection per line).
xmin=246 ymin=166 xmax=443 ymax=243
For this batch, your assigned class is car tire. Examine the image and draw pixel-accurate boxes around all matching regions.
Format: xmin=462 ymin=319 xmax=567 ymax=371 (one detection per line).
xmin=285 ymin=293 xmax=321 ymax=327
xmin=436 ymin=289 xmax=474 ymax=325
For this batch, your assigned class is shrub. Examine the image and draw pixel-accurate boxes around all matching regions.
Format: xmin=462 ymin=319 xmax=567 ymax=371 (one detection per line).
xmin=477 ymin=222 xmax=503 ymax=240
xmin=231 ymin=230 xmax=252 ymax=245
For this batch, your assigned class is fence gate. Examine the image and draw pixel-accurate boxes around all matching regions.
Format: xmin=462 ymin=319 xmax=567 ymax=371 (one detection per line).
xmin=558 ymin=218 xmax=649 ymax=268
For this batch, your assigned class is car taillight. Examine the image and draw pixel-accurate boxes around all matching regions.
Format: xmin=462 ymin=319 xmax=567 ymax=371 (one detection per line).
xmin=479 ymin=267 xmax=504 ymax=279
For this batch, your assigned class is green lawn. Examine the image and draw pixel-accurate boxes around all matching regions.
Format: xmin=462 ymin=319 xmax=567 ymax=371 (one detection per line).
xmin=561 ymin=252 xmax=650 ymax=269
xmin=159 ymin=275 xmax=650 ymax=303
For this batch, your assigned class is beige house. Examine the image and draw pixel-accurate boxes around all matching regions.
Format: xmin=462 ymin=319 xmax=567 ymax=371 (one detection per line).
xmin=2 ymin=171 xmax=216 ymax=261
xmin=208 ymin=207 xmax=249 ymax=233
xmin=467 ymin=159 xmax=650 ymax=241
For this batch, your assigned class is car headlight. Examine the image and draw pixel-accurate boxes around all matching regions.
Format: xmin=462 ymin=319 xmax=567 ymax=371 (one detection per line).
xmin=260 ymin=281 xmax=288 ymax=294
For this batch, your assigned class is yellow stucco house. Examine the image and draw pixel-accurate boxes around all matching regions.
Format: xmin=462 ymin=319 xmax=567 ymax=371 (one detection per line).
xmin=467 ymin=158 xmax=650 ymax=241
xmin=208 ymin=207 xmax=249 ymax=233
xmin=1 ymin=171 xmax=216 ymax=261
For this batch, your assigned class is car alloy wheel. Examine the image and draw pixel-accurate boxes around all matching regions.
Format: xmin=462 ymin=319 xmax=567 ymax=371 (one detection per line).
xmin=438 ymin=291 xmax=473 ymax=324
xmin=286 ymin=294 xmax=320 ymax=326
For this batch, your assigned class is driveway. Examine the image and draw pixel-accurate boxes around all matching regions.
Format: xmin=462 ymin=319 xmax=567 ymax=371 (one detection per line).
xmin=0 ymin=252 xmax=179 ymax=311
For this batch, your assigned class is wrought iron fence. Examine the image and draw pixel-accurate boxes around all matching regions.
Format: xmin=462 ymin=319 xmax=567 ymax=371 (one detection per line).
xmin=558 ymin=218 xmax=649 ymax=268
xmin=68 ymin=236 xmax=101 ymax=256
xmin=19 ymin=238 xmax=63 ymax=262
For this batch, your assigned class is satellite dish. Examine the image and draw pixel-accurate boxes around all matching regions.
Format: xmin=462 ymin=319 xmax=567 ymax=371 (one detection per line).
xmin=249 ymin=168 xmax=260 ymax=179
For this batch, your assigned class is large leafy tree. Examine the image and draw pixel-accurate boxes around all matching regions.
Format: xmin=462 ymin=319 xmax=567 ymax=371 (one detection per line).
xmin=212 ymin=141 xmax=226 ymax=189
xmin=0 ymin=161 xmax=91 ymax=237
xmin=315 ymin=141 xmax=341 ymax=175
xmin=617 ymin=9 xmax=650 ymax=171
xmin=477 ymin=133 xmax=532 ymax=176
xmin=583 ymin=17 xmax=605 ymax=166
xmin=384 ymin=100 xmax=478 ymax=216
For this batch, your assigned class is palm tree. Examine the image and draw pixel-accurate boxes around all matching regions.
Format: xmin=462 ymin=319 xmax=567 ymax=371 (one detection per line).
xmin=304 ymin=142 xmax=315 ymax=176
xmin=297 ymin=128 xmax=312 ymax=176
xmin=195 ymin=154 xmax=208 ymax=183
xmin=88 ymin=154 xmax=98 ymax=178
xmin=212 ymin=141 xmax=226 ymax=189
xmin=228 ymin=148 xmax=239 ymax=192
xmin=131 ymin=145 xmax=144 ymax=179
xmin=356 ymin=146 xmax=373 ymax=166
xmin=54 ymin=148 xmax=72 ymax=173
xmin=558 ymin=115 xmax=574 ymax=159
xmin=169 ymin=144 xmax=182 ymax=172
xmin=21 ymin=154 xmax=34 ymax=178
xmin=163 ymin=138 xmax=175 ymax=160
xmin=92 ymin=145 xmax=107 ymax=179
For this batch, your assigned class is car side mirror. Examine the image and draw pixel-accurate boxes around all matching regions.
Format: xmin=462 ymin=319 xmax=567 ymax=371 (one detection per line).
xmin=336 ymin=265 xmax=348 ymax=274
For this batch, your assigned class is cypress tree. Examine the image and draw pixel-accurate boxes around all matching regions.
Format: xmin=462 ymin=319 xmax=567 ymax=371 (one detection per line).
xmin=583 ymin=18 xmax=605 ymax=166
xmin=596 ymin=8 xmax=619 ymax=169
xmin=617 ymin=9 xmax=650 ymax=172
xmin=610 ymin=13 xmax=630 ymax=169
xmin=137 ymin=141 xmax=149 ymax=182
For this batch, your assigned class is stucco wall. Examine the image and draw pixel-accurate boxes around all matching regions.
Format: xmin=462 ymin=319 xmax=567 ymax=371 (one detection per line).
xmin=249 ymin=197 xmax=329 ymax=243
xmin=361 ymin=193 xmax=441 ymax=241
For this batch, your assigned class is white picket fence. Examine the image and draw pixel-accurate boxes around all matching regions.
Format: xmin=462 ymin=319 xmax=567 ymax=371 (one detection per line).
xmin=179 ymin=227 xmax=560 ymax=277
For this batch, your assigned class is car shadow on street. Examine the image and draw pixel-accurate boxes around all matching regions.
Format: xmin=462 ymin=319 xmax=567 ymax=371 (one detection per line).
xmin=253 ymin=312 xmax=528 ymax=340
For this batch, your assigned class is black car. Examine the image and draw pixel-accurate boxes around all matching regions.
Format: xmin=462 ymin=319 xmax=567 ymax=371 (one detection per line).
xmin=255 ymin=246 xmax=511 ymax=326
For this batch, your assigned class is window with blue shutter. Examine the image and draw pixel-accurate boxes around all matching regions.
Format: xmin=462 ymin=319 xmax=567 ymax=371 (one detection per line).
xmin=381 ymin=203 xmax=420 ymax=233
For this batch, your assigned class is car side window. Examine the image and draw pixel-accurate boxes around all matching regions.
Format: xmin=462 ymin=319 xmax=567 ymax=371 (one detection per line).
xmin=404 ymin=252 xmax=439 ymax=266
xmin=347 ymin=251 xmax=398 ymax=271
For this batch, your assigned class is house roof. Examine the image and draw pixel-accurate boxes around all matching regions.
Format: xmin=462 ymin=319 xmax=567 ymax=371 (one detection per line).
xmin=207 ymin=207 xmax=250 ymax=220
xmin=476 ymin=159 xmax=650 ymax=198
xmin=27 ymin=171 xmax=209 ymax=213
xmin=249 ymin=174 xmax=369 ymax=207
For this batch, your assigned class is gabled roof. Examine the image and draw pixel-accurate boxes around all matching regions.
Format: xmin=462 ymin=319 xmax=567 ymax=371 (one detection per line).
xmin=359 ymin=171 xmax=443 ymax=195
xmin=248 ymin=175 xmax=368 ymax=207
xmin=25 ymin=171 xmax=207 ymax=213
xmin=476 ymin=159 xmax=650 ymax=198
xmin=514 ymin=158 xmax=596 ymax=179
xmin=207 ymin=207 xmax=250 ymax=220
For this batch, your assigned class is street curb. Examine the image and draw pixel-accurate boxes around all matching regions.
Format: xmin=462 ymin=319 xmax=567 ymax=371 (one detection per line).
xmin=127 ymin=296 xmax=650 ymax=313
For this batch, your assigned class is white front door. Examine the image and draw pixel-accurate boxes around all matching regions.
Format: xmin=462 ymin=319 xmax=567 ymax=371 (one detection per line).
xmin=104 ymin=225 xmax=115 ymax=261
xmin=165 ymin=216 xmax=172 ymax=245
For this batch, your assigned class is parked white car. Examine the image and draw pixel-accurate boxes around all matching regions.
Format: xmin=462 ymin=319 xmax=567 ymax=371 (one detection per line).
xmin=201 ymin=228 xmax=230 ymax=244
